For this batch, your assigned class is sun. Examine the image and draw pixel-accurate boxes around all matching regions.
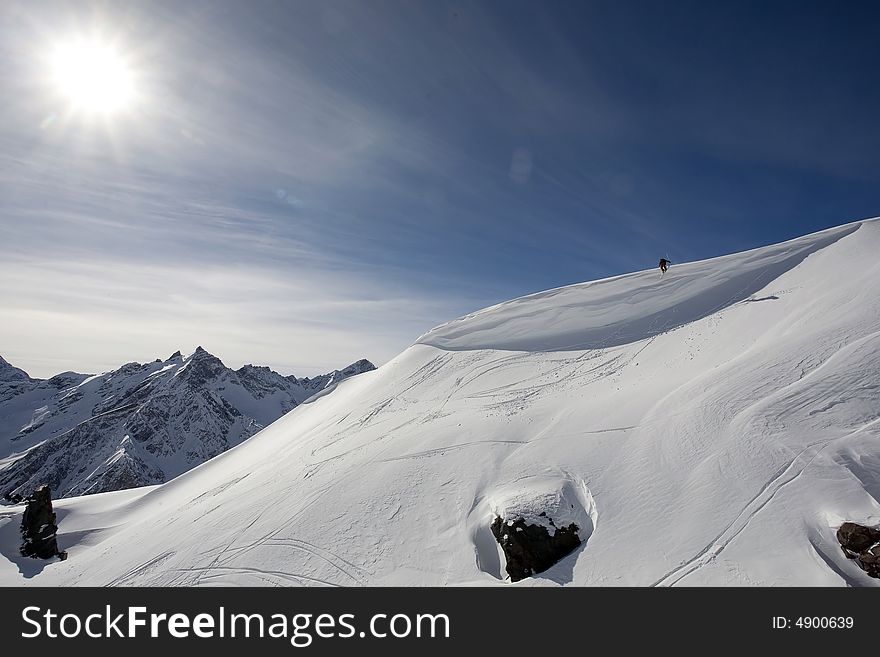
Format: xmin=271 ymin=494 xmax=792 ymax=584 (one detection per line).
xmin=49 ymin=39 xmax=136 ymax=114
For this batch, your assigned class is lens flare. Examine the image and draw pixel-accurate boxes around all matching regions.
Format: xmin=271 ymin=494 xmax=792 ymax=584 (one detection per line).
xmin=49 ymin=39 xmax=135 ymax=114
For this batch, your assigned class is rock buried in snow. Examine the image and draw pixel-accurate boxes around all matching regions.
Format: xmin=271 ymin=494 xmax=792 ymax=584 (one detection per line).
xmin=858 ymin=545 xmax=880 ymax=579
xmin=837 ymin=522 xmax=880 ymax=554
xmin=491 ymin=513 xmax=581 ymax=582
xmin=837 ymin=522 xmax=880 ymax=578
xmin=19 ymin=485 xmax=67 ymax=560
xmin=482 ymin=475 xmax=596 ymax=582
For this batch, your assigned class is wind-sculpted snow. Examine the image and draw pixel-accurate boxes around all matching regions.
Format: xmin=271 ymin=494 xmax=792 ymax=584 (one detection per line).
xmin=1 ymin=219 xmax=878 ymax=587
xmin=418 ymin=223 xmax=859 ymax=352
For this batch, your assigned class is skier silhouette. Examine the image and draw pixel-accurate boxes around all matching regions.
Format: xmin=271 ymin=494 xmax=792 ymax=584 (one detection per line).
xmin=659 ymin=258 xmax=671 ymax=274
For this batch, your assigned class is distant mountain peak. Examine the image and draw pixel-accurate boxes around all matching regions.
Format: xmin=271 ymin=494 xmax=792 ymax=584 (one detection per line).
xmin=178 ymin=347 xmax=226 ymax=386
xmin=295 ymin=359 xmax=376 ymax=390
xmin=189 ymin=346 xmax=222 ymax=364
xmin=344 ymin=359 xmax=376 ymax=374
xmin=237 ymin=363 xmax=279 ymax=376
xmin=240 ymin=363 xmax=268 ymax=370
xmin=0 ymin=349 xmax=375 ymax=499
xmin=0 ymin=356 xmax=30 ymax=382
xmin=117 ymin=362 xmax=145 ymax=376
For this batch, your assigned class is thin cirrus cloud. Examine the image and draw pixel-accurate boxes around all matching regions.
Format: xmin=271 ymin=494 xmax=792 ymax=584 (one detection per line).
xmin=0 ymin=253 xmax=465 ymax=379
xmin=2 ymin=1 xmax=880 ymax=378
xmin=0 ymin=150 xmax=478 ymax=377
xmin=0 ymin=2 xmax=498 ymax=377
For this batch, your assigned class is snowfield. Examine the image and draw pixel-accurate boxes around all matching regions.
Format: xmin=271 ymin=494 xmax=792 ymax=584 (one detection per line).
xmin=2 ymin=218 xmax=879 ymax=586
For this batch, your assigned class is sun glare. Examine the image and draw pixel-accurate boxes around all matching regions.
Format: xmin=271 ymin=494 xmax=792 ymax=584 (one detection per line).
xmin=49 ymin=39 xmax=135 ymax=114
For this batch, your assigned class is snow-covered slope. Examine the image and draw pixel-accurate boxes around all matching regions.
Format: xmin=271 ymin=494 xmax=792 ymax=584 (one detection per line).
xmin=2 ymin=219 xmax=879 ymax=587
xmin=0 ymin=349 xmax=375 ymax=498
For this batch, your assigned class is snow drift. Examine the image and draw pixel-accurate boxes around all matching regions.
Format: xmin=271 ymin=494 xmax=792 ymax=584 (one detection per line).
xmin=2 ymin=218 xmax=879 ymax=586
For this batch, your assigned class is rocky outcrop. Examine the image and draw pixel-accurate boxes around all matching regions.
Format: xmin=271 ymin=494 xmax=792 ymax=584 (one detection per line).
xmin=285 ymin=358 xmax=377 ymax=393
xmin=837 ymin=522 xmax=880 ymax=578
xmin=0 ymin=356 xmax=30 ymax=382
xmin=19 ymin=485 xmax=66 ymax=560
xmin=491 ymin=512 xmax=581 ymax=582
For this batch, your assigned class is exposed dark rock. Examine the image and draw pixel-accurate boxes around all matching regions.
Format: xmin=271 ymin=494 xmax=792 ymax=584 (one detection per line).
xmin=859 ymin=545 xmax=880 ymax=579
xmin=45 ymin=372 xmax=90 ymax=389
xmin=0 ymin=355 xmax=30 ymax=382
xmin=341 ymin=359 xmax=376 ymax=376
xmin=837 ymin=522 xmax=880 ymax=578
xmin=491 ymin=513 xmax=581 ymax=582
xmin=4 ymin=492 xmax=23 ymax=504
xmin=181 ymin=347 xmax=227 ymax=387
xmin=19 ymin=485 xmax=67 ymax=560
xmin=116 ymin=362 xmax=146 ymax=377
xmin=237 ymin=364 xmax=292 ymax=398
xmin=292 ymin=359 xmax=377 ymax=390
xmin=838 ymin=522 xmax=880 ymax=555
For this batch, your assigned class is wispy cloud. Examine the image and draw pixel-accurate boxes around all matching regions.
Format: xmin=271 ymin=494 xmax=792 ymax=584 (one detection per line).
xmin=0 ymin=254 xmax=471 ymax=378
xmin=2 ymin=1 xmax=878 ymax=377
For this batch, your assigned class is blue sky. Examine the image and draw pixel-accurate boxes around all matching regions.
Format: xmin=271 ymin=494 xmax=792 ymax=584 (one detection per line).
xmin=2 ymin=0 xmax=879 ymax=377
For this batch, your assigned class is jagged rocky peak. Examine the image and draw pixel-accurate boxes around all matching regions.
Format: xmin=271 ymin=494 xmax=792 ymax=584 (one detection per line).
xmin=294 ymin=359 xmax=377 ymax=389
xmin=45 ymin=371 xmax=90 ymax=389
xmin=180 ymin=346 xmax=227 ymax=385
xmin=236 ymin=363 xmax=289 ymax=398
xmin=0 ymin=356 xmax=31 ymax=382
xmin=189 ymin=346 xmax=225 ymax=369
xmin=0 ymin=347 xmax=377 ymax=498
xmin=116 ymin=361 xmax=146 ymax=376
xmin=238 ymin=364 xmax=274 ymax=375
xmin=236 ymin=363 xmax=283 ymax=382
xmin=341 ymin=359 xmax=376 ymax=376
xmin=191 ymin=346 xmax=215 ymax=359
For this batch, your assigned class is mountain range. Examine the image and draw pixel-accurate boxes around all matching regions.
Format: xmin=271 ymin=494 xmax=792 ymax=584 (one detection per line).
xmin=0 ymin=349 xmax=374 ymax=498
xmin=1 ymin=218 xmax=879 ymax=586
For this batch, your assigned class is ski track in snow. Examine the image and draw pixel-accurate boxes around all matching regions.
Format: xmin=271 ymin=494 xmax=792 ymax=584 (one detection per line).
xmin=4 ymin=219 xmax=880 ymax=587
xmin=653 ymin=416 xmax=880 ymax=587
xmin=381 ymin=440 xmax=529 ymax=463
xmin=651 ymin=329 xmax=880 ymax=586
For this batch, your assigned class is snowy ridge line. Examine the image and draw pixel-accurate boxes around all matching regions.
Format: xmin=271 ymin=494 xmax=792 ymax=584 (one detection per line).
xmin=417 ymin=222 xmax=860 ymax=352
xmin=417 ymin=220 xmax=871 ymax=342
xmin=2 ymin=218 xmax=879 ymax=587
